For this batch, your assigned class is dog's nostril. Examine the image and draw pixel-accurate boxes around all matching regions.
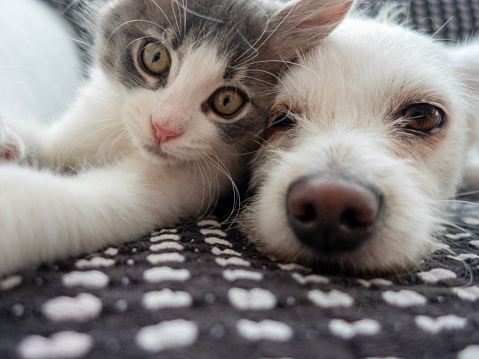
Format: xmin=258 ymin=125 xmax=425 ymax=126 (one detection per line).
xmin=340 ymin=206 xmax=376 ymax=230
xmin=287 ymin=176 xmax=381 ymax=254
xmin=289 ymin=201 xmax=317 ymax=223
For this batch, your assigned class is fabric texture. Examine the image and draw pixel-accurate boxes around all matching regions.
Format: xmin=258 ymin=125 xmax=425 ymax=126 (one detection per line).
xmin=2 ymin=1 xmax=479 ymax=358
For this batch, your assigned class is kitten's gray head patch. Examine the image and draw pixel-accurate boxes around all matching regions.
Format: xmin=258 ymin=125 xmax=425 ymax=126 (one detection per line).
xmin=91 ymin=0 xmax=353 ymax=153
xmin=96 ymin=0 xmax=275 ymax=88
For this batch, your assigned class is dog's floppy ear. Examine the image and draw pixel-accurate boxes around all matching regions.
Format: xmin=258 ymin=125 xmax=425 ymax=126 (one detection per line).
xmin=450 ymin=42 xmax=479 ymax=189
xmin=269 ymin=0 xmax=353 ymax=56
xmin=451 ymin=42 xmax=479 ymax=99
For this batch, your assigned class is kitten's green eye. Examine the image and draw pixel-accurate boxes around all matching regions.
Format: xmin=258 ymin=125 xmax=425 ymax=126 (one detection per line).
xmin=141 ymin=42 xmax=170 ymax=75
xmin=211 ymin=89 xmax=246 ymax=117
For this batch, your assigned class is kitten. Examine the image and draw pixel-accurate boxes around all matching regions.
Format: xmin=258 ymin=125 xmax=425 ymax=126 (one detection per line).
xmin=240 ymin=13 xmax=479 ymax=275
xmin=0 ymin=0 xmax=353 ymax=275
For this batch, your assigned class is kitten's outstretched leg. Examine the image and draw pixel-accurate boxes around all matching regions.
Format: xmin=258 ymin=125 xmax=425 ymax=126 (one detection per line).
xmin=0 ymin=154 xmax=214 ymax=275
xmin=0 ymin=71 xmax=128 ymax=169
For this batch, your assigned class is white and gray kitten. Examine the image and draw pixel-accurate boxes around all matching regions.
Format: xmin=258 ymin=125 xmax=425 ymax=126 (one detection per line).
xmin=0 ymin=0 xmax=353 ymax=275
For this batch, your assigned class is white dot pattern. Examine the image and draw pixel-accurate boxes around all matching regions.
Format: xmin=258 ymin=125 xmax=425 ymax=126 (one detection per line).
xmin=6 ymin=196 xmax=479 ymax=359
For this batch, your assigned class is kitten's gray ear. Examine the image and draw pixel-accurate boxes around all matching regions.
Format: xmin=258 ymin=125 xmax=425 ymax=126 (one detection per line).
xmin=269 ymin=0 xmax=354 ymax=53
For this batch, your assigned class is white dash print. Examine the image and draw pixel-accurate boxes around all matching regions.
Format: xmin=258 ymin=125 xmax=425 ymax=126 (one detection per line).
xmin=197 ymin=219 xmax=220 ymax=227
xmin=201 ymin=228 xmax=226 ymax=237
xmin=357 ymin=278 xmax=393 ymax=288
xmin=150 ymin=234 xmax=181 ymax=242
xmin=448 ymin=254 xmax=479 ymax=261
xmin=143 ymin=267 xmax=191 ymax=283
xmin=17 ymin=331 xmax=94 ymax=359
xmin=215 ymin=257 xmax=251 ymax=267
xmin=103 ymin=247 xmax=118 ymax=256
xmin=136 ymin=319 xmax=198 ymax=353
xmin=159 ymin=228 xmax=178 ymax=233
xmin=237 ymin=319 xmax=293 ymax=342
xmin=75 ymin=257 xmax=115 ymax=269
xmin=62 ymin=271 xmax=110 ymax=289
xmin=445 ymin=233 xmax=472 ymax=240
xmin=292 ymin=273 xmax=329 ymax=285
xmin=0 ymin=275 xmax=22 ymax=291
xmin=458 ymin=345 xmax=479 ymax=359
xmin=204 ymin=237 xmax=232 ymax=247
xmin=212 ymin=247 xmax=241 ymax=256
xmin=41 ymin=293 xmax=102 ymax=322
xmin=329 ymin=319 xmax=381 ymax=340
xmin=464 ymin=218 xmax=479 ymax=226
xmin=150 ymin=242 xmax=184 ymax=252
xmin=147 ymin=253 xmax=185 ymax=265
xmin=308 ymin=290 xmax=354 ymax=308
xmin=415 ymin=315 xmax=467 ymax=334
xmin=382 ymin=290 xmax=427 ymax=307
xmin=143 ymin=289 xmax=193 ymax=310
xmin=454 ymin=286 xmax=479 ymax=301
xmin=278 ymin=263 xmax=312 ymax=272
xmin=228 ymin=288 xmax=277 ymax=310
xmin=417 ymin=268 xmax=457 ymax=284
xmin=222 ymin=270 xmax=264 ymax=282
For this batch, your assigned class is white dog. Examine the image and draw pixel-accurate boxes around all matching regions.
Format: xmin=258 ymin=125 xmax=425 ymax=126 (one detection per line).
xmin=240 ymin=14 xmax=479 ymax=275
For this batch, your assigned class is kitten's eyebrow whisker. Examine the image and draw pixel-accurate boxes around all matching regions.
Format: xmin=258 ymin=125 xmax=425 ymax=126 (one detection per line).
xmin=171 ymin=0 xmax=182 ymax=38
xmin=147 ymin=0 xmax=177 ymax=37
xmin=253 ymin=2 xmax=299 ymax=55
xmin=236 ymin=58 xmax=316 ymax=76
xmin=182 ymin=0 xmax=188 ymax=34
xmin=233 ymin=2 xmax=269 ymax=64
xmin=103 ymin=19 xmax=167 ymax=57
xmin=172 ymin=0 xmax=224 ymax=24
xmin=114 ymin=36 xmax=151 ymax=70
xmin=234 ymin=29 xmax=259 ymax=64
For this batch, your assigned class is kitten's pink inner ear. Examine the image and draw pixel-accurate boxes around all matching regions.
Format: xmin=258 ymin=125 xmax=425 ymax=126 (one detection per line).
xmin=274 ymin=0 xmax=353 ymax=38
xmin=297 ymin=1 xmax=354 ymax=30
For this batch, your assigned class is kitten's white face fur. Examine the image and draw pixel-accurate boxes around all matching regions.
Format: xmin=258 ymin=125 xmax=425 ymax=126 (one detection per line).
xmin=123 ymin=43 xmax=233 ymax=163
xmin=241 ymin=17 xmax=479 ymax=274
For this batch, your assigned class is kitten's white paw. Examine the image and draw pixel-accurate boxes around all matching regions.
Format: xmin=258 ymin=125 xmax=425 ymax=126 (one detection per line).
xmin=0 ymin=115 xmax=25 ymax=162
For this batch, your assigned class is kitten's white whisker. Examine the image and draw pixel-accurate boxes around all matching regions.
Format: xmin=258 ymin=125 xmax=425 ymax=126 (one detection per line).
xmin=146 ymin=0 xmax=177 ymax=37
xmin=171 ymin=1 xmax=182 ymax=38
xmin=103 ymin=19 xmax=167 ymax=53
xmin=114 ymin=36 xmax=152 ymax=70
xmin=455 ymin=190 xmax=479 ymax=197
xmin=234 ymin=29 xmax=259 ymax=64
xmin=172 ymin=0 xmax=224 ymax=24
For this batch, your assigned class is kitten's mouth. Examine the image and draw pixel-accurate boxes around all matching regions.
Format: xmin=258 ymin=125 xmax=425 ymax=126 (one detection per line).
xmin=143 ymin=143 xmax=186 ymax=163
xmin=144 ymin=144 xmax=176 ymax=159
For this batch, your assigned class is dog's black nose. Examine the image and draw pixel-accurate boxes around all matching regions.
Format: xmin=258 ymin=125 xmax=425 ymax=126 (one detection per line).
xmin=287 ymin=176 xmax=382 ymax=254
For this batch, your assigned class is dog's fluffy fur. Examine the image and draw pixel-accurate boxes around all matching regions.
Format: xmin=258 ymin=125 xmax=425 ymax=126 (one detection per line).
xmin=240 ymin=15 xmax=479 ymax=275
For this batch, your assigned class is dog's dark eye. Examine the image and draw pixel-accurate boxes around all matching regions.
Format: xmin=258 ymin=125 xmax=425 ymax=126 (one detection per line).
xmin=403 ymin=104 xmax=444 ymax=133
xmin=270 ymin=112 xmax=296 ymax=129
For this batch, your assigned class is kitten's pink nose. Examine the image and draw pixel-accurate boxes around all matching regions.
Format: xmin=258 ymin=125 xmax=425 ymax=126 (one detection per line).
xmin=151 ymin=121 xmax=181 ymax=144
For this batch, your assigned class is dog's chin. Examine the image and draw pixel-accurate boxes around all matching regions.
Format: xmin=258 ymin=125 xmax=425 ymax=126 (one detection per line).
xmin=241 ymin=176 xmax=442 ymax=277
xmin=252 ymin=232 xmax=436 ymax=277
